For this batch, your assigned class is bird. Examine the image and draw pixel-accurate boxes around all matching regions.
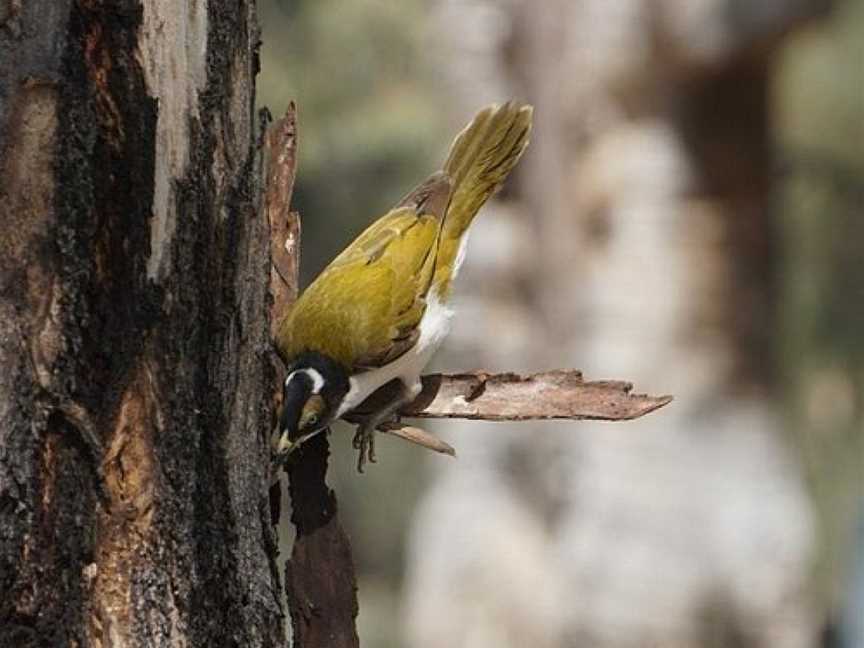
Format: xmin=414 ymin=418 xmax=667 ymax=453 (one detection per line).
xmin=274 ymin=102 xmax=533 ymax=471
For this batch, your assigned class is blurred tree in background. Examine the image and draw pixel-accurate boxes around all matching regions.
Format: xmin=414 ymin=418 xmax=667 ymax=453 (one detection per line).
xmin=775 ymin=0 xmax=864 ymax=629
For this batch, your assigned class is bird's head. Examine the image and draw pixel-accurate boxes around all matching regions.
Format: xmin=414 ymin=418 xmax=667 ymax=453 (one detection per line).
xmin=275 ymin=352 xmax=350 ymax=458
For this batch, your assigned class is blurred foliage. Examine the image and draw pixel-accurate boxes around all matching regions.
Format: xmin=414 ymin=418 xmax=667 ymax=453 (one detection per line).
xmin=257 ymin=0 xmax=447 ymax=285
xmin=774 ymin=0 xmax=864 ymax=609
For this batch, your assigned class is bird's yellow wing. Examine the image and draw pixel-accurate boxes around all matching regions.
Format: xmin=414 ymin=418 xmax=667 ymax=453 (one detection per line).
xmin=275 ymin=103 xmax=533 ymax=371
xmin=276 ymin=175 xmax=450 ymax=370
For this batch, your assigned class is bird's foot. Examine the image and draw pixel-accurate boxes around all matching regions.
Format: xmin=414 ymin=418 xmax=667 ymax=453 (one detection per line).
xmin=350 ymin=382 xmax=412 ymax=472
xmin=352 ymin=423 xmax=377 ymax=472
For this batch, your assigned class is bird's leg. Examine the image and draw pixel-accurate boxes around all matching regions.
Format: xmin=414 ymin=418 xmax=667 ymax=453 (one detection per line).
xmin=352 ymin=380 xmax=416 ymax=472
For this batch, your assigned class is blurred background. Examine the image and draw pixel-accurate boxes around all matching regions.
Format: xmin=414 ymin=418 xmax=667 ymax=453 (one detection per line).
xmin=258 ymin=0 xmax=863 ymax=646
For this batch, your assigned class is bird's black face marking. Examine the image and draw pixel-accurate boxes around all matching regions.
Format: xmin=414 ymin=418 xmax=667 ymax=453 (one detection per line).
xmin=280 ymin=371 xmax=314 ymax=442
xmin=276 ymin=352 xmax=351 ymax=456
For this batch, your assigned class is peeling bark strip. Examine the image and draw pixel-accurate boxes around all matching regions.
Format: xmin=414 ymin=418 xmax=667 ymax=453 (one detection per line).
xmin=1 ymin=1 xmax=284 ymax=646
xmin=264 ymin=105 xmax=361 ymax=648
xmin=354 ymin=370 xmax=673 ymax=422
xmin=264 ymin=102 xmax=301 ymax=333
xmin=284 ymin=436 xmax=360 ymax=648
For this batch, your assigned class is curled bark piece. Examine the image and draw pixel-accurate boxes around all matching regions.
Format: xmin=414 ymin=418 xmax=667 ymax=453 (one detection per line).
xmin=377 ymin=422 xmax=457 ymax=457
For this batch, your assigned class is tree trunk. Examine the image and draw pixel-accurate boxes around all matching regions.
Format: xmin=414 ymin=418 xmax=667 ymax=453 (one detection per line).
xmin=0 ymin=1 xmax=285 ymax=645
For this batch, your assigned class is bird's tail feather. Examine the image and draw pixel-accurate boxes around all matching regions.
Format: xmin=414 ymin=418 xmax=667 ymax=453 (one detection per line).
xmin=433 ymin=102 xmax=533 ymax=297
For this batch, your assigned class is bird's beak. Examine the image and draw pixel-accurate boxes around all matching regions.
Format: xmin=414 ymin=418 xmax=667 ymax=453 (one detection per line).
xmin=276 ymin=432 xmax=295 ymax=457
xmin=274 ymin=409 xmax=327 ymax=462
xmin=274 ymin=404 xmax=297 ymax=458
xmin=274 ymin=426 xmax=328 ymax=463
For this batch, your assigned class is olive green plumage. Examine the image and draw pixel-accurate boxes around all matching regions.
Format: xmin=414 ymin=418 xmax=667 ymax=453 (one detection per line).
xmin=276 ymin=102 xmax=533 ymax=371
xmin=434 ymin=102 xmax=533 ymax=299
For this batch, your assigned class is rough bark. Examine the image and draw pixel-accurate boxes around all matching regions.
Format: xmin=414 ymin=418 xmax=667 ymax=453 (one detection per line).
xmin=283 ymin=437 xmax=359 ymax=648
xmin=0 ymin=2 xmax=284 ymax=646
xmin=264 ymin=104 xmax=360 ymax=648
xmin=264 ymin=103 xmax=301 ymax=334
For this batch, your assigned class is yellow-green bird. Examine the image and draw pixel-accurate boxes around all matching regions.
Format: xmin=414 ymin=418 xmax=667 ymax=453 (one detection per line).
xmin=275 ymin=102 xmax=533 ymax=470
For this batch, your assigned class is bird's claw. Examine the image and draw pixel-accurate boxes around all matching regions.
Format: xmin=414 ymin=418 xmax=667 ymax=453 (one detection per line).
xmin=352 ymin=425 xmax=377 ymax=473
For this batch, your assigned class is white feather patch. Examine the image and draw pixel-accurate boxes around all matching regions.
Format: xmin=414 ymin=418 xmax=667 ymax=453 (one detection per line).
xmin=286 ymin=367 xmax=325 ymax=394
xmin=451 ymin=230 xmax=471 ymax=280
xmin=337 ymin=290 xmax=454 ymax=418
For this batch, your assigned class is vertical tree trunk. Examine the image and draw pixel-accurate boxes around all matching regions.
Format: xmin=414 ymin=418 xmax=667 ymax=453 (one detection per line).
xmin=0 ymin=1 xmax=285 ymax=645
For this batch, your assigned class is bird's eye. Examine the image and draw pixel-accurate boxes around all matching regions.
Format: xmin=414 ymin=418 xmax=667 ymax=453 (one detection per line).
xmin=306 ymin=413 xmax=319 ymax=428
